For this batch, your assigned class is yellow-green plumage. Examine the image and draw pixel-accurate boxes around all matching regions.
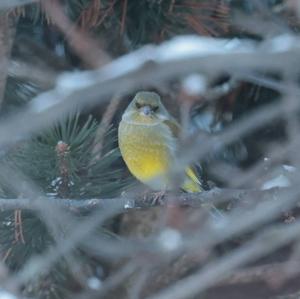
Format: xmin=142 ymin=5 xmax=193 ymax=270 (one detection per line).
xmin=119 ymin=120 xmax=173 ymax=190
xmin=118 ymin=91 xmax=202 ymax=192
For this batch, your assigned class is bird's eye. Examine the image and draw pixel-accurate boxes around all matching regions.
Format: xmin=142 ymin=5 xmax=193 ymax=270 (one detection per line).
xmin=135 ymin=102 xmax=142 ymax=109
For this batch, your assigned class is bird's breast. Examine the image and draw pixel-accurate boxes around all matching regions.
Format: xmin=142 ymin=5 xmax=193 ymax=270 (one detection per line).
xmin=118 ymin=121 xmax=175 ymax=189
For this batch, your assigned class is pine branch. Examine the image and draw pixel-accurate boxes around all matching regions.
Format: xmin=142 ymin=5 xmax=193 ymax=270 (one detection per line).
xmin=0 ymin=186 xmax=290 ymax=211
xmin=55 ymin=141 xmax=71 ymax=198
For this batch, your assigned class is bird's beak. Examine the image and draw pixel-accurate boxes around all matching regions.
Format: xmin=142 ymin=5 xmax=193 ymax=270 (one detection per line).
xmin=140 ymin=105 xmax=152 ymax=116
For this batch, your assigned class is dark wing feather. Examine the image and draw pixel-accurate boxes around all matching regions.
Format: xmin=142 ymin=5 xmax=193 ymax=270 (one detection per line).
xmin=163 ymin=117 xmax=208 ymax=192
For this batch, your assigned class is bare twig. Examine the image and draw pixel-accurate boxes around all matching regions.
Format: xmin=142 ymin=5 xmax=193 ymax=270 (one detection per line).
xmin=146 ymin=220 xmax=300 ymax=299
xmin=0 ymin=0 xmax=38 ymax=9
xmin=40 ymin=0 xmax=110 ymax=68
xmin=91 ymin=94 xmax=121 ymax=162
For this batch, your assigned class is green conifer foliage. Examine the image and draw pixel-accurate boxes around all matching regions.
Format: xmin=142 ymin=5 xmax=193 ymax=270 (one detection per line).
xmin=0 ymin=114 xmax=129 ymax=298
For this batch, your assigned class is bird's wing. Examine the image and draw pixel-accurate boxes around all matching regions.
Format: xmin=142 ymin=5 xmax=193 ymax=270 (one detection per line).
xmin=163 ymin=118 xmax=203 ymax=192
xmin=163 ymin=117 xmax=223 ymax=219
xmin=163 ymin=118 xmax=181 ymax=138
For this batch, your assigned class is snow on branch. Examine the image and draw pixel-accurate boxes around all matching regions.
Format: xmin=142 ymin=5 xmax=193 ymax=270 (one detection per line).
xmin=0 ymin=34 xmax=299 ymax=150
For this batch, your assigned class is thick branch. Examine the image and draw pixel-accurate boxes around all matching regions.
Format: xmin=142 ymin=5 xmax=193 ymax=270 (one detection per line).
xmin=0 ymin=187 xmax=290 ymax=211
xmin=0 ymin=35 xmax=298 ymax=151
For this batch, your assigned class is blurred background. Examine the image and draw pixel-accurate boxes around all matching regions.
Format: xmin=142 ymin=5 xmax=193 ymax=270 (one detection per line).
xmin=0 ymin=1 xmax=299 ymax=299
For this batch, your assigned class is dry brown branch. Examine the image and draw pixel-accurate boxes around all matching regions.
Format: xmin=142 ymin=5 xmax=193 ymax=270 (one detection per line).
xmin=0 ymin=0 xmax=38 ymax=10
xmin=91 ymin=95 xmax=121 ymax=162
xmin=217 ymin=262 xmax=296 ymax=286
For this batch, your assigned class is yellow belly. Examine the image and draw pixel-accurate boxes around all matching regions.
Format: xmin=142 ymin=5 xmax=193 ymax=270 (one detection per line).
xmin=118 ymin=120 xmax=202 ymax=192
xmin=118 ymin=121 xmax=172 ymax=189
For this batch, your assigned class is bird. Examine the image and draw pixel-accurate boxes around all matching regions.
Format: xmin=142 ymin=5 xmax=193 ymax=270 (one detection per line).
xmin=118 ymin=91 xmax=203 ymax=193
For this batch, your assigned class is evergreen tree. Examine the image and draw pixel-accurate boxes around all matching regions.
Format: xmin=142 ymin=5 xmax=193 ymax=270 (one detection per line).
xmin=0 ymin=1 xmax=296 ymax=299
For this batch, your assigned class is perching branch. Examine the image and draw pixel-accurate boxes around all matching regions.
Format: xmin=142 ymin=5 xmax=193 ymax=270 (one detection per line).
xmin=0 ymin=186 xmax=291 ymax=211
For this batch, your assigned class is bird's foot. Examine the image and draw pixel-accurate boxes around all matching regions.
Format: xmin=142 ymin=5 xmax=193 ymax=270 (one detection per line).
xmin=151 ymin=190 xmax=166 ymax=206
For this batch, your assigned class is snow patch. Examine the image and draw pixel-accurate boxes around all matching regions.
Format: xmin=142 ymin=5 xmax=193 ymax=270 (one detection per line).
xmin=182 ymin=74 xmax=207 ymax=96
xmin=0 ymin=290 xmax=17 ymax=299
xmin=158 ymin=228 xmax=182 ymax=251
xmin=87 ymin=277 xmax=102 ymax=290
xmin=124 ymin=199 xmax=134 ymax=209
xmin=262 ymin=174 xmax=291 ymax=190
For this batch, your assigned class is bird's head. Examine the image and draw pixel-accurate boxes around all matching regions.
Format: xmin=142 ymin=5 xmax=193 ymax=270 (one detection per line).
xmin=122 ymin=91 xmax=169 ymax=125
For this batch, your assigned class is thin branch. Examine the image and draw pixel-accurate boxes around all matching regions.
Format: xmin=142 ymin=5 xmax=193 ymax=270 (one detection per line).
xmin=0 ymin=14 xmax=17 ymax=109
xmin=41 ymin=0 xmax=110 ymax=68
xmin=91 ymin=94 xmax=121 ymax=162
xmin=217 ymin=262 xmax=294 ymax=286
xmin=146 ymin=219 xmax=300 ymax=299
xmin=0 ymin=0 xmax=38 ymax=9
xmin=11 ymin=205 xmax=125 ymax=287
xmin=8 ymin=59 xmax=57 ymax=89
xmin=0 ymin=35 xmax=297 ymax=153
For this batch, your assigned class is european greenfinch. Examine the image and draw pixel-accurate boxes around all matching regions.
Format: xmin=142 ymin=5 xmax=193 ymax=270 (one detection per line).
xmin=118 ymin=91 xmax=203 ymax=192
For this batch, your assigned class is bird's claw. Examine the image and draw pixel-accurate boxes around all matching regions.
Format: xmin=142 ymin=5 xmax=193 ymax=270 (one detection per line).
xmin=151 ymin=191 xmax=166 ymax=206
